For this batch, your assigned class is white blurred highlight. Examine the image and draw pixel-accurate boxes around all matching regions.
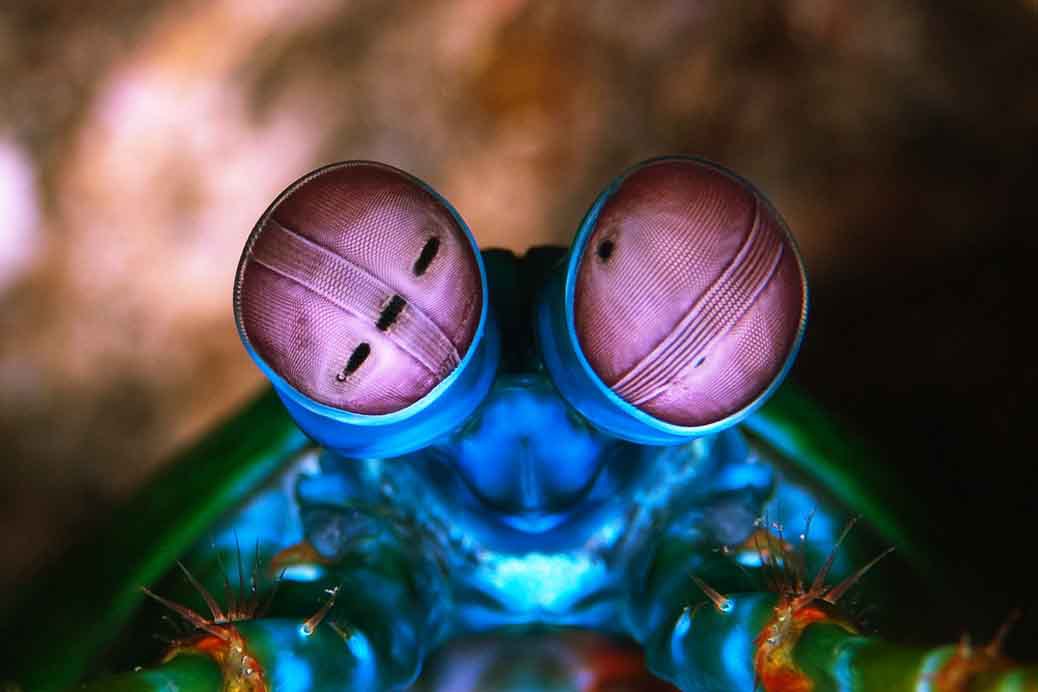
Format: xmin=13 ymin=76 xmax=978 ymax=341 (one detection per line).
xmin=0 ymin=138 xmax=42 ymax=293
xmin=50 ymin=0 xmax=337 ymax=446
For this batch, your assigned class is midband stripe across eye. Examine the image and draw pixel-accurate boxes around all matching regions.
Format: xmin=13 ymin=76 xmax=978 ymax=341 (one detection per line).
xmin=251 ymin=218 xmax=461 ymax=378
xmin=611 ymin=197 xmax=783 ymax=405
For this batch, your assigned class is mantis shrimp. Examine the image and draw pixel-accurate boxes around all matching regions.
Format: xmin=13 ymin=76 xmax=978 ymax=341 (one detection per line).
xmin=2 ymin=157 xmax=1033 ymax=691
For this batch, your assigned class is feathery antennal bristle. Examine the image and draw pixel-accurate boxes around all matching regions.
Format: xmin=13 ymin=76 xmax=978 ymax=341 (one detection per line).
xmin=753 ymin=514 xmax=782 ymax=593
xmin=175 ymin=561 xmax=226 ymax=623
xmin=235 ymin=533 xmax=246 ymax=616
xmin=141 ymin=587 xmax=229 ymax=640
xmin=753 ymin=532 xmax=778 ymax=594
xmin=260 ymin=569 xmax=286 ymax=619
xmin=986 ymin=609 xmax=1021 ymax=656
xmin=769 ymin=521 xmax=793 ymax=597
xmin=809 ymin=515 xmax=859 ymax=598
xmin=328 ymin=621 xmax=355 ymax=642
xmin=251 ymin=541 xmax=261 ymax=607
xmin=793 ymin=509 xmax=816 ymax=594
xmin=214 ymin=548 xmax=237 ymax=616
xmin=822 ymin=546 xmax=894 ymax=604
xmin=691 ymin=574 xmax=732 ymax=613
xmin=302 ymin=586 xmax=341 ymax=635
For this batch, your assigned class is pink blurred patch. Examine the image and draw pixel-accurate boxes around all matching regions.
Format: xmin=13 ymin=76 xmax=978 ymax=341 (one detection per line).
xmin=0 ymin=138 xmax=42 ymax=293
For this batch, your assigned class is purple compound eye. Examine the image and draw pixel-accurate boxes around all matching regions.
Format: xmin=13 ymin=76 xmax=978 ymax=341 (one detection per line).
xmin=235 ymin=162 xmax=483 ymax=415
xmin=573 ymin=158 xmax=807 ymax=428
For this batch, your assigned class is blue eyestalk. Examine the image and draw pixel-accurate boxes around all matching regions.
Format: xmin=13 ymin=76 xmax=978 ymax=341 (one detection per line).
xmin=242 ymin=317 xmax=500 ymax=459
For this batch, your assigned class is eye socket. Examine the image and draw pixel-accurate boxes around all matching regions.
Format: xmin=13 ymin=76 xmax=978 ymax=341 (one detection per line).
xmin=236 ymin=162 xmax=483 ymax=415
xmin=572 ymin=158 xmax=806 ymax=428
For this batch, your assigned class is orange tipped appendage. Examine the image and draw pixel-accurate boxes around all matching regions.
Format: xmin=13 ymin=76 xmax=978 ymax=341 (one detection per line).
xmin=141 ymin=556 xmax=274 ymax=692
xmin=931 ymin=613 xmax=1020 ymax=691
xmin=753 ymin=601 xmax=853 ymax=692
xmin=301 ymin=586 xmax=340 ymax=637
xmin=750 ymin=517 xmax=891 ymax=692
xmin=164 ymin=628 xmax=268 ymax=692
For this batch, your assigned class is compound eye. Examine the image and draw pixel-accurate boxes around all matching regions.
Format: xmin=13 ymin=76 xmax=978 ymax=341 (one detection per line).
xmin=573 ymin=159 xmax=806 ymax=427
xmin=236 ymin=162 xmax=482 ymax=415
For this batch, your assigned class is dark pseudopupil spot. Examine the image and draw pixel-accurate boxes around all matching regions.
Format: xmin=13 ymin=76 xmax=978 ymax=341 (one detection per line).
xmin=413 ymin=237 xmax=441 ymax=276
xmin=597 ymin=239 xmax=615 ymax=262
xmin=336 ymin=342 xmax=371 ymax=382
xmin=377 ymin=294 xmax=407 ymax=331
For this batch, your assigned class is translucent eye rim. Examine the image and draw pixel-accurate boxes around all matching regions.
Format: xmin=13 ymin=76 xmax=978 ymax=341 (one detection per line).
xmin=234 ymin=160 xmax=494 ymax=432
xmin=542 ymin=155 xmax=809 ymax=443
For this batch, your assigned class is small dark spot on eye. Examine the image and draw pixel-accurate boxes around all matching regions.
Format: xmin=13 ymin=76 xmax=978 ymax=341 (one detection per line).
xmin=376 ymin=294 xmax=407 ymax=331
xmin=336 ymin=342 xmax=371 ymax=381
xmin=693 ymin=357 xmax=705 ymax=368
xmin=413 ymin=237 xmax=440 ymax=276
xmin=597 ymin=239 xmax=615 ymax=263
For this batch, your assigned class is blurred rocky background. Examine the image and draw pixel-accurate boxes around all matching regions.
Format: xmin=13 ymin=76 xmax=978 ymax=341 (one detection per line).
xmin=0 ymin=0 xmax=1031 ymax=645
